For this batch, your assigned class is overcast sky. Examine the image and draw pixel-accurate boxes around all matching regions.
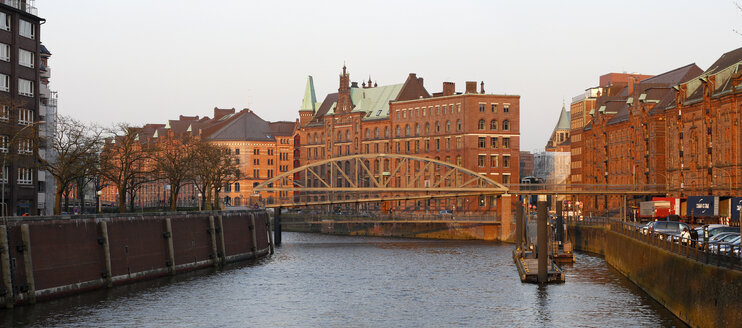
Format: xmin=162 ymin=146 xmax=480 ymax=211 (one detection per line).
xmin=41 ymin=0 xmax=742 ymax=151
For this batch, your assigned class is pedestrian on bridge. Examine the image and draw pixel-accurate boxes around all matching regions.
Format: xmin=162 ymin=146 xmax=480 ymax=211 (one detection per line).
xmin=690 ymin=227 xmax=698 ymax=248
xmin=680 ymin=228 xmax=691 ymax=246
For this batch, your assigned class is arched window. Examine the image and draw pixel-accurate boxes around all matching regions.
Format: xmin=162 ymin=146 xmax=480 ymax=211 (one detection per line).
xmin=337 ymin=131 xmax=342 ymax=141
xmin=415 ymin=124 xmax=420 ymax=135
xmin=365 ymin=129 xmax=369 ymax=139
xmin=375 ymin=128 xmax=379 ymax=138
xmin=425 ymin=123 xmax=430 ymax=134
xmin=436 ymin=121 xmax=441 ymax=133
xmin=490 ymin=120 xmax=497 ymax=130
xmin=396 ymin=125 xmax=401 ymax=137
xmin=235 ymin=182 xmax=241 ymax=192
xmin=457 ymin=120 xmax=462 ymax=131
xmin=346 ymin=130 xmax=350 ymax=141
xmin=478 ymin=119 xmax=485 ymax=130
xmin=503 ymin=120 xmax=510 ymax=131
xmin=446 ymin=121 xmax=451 ymax=132
xmin=405 ymin=125 xmax=410 ymax=136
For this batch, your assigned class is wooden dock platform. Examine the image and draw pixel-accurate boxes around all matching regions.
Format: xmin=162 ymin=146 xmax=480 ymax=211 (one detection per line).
xmin=513 ymin=249 xmax=565 ymax=284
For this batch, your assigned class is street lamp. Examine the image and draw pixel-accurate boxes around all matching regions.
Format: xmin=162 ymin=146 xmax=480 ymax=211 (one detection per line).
xmin=2 ymin=120 xmax=45 ymax=225
xmin=198 ymin=192 xmax=202 ymax=211
xmin=97 ymin=190 xmax=102 ymax=213
xmin=713 ymin=170 xmax=733 ymax=197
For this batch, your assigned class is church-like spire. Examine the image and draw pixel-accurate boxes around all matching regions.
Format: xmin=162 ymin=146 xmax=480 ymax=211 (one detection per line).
xmin=555 ymin=102 xmax=570 ymax=131
xmin=301 ymin=75 xmax=317 ymax=113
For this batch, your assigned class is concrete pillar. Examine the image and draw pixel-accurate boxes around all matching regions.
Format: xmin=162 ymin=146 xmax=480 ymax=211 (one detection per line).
xmin=555 ymin=201 xmax=564 ymax=244
xmin=537 ymin=195 xmax=548 ymax=284
xmin=515 ymin=199 xmax=523 ymax=250
xmin=499 ymin=195 xmax=512 ymax=241
xmin=208 ymin=216 xmax=219 ymax=268
xmin=217 ymin=215 xmax=227 ymax=264
xmin=274 ymin=208 xmax=282 ymax=246
xmin=100 ymin=221 xmax=113 ymax=287
xmin=0 ymin=226 xmax=13 ymax=308
xmin=20 ymin=224 xmax=35 ymax=303
xmin=250 ymin=213 xmax=258 ymax=259
xmin=164 ymin=218 xmax=175 ymax=275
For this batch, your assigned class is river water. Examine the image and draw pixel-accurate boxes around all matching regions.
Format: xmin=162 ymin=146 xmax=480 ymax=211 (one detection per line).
xmin=2 ymin=232 xmax=686 ymax=327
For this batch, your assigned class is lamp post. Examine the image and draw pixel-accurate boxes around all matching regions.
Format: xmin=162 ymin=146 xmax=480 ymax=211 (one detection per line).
xmin=2 ymin=120 xmax=45 ymax=225
xmin=97 ymin=190 xmax=102 ymax=213
xmin=713 ymin=169 xmax=733 ymax=197
xmin=198 ymin=192 xmax=202 ymax=211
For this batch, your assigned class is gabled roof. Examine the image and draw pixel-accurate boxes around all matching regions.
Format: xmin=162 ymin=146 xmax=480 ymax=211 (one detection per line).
xmin=685 ymin=47 xmax=742 ymax=102
xmin=204 ymin=110 xmax=277 ymax=141
xmin=351 ymin=83 xmax=404 ymax=119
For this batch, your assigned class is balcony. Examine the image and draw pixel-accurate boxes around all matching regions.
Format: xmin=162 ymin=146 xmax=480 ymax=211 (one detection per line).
xmin=40 ymin=65 xmax=50 ymax=79
xmin=40 ymin=83 xmax=50 ymax=99
xmin=1 ymin=0 xmax=37 ymax=16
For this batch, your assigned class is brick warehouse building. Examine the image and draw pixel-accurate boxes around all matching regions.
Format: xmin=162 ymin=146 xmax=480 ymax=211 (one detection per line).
xmin=295 ymin=66 xmax=520 ymax=215
xmin=0 ymin=1 xmax=45 ymax=216
xmin=100 ymin=108 xmax=295 ymax=209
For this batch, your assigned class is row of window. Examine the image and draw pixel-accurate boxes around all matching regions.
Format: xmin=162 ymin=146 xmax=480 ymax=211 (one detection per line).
xmin=225 ymin=148 xmax=279 ymax=156
xmin=478 ymin=154 xmax=511 ymax=168
xmin=477 ymin=137 xmax=511 ymax=149
xmin=0 ymin=167 xmax=33 ymax=184
xmin=0 ymin=106 xmax=33 ymax=125
xmin=0 ymin=74 xmax=34 ymax=96
xmin=478 ymin=103 xmax=510 ymax=113
xmin=0 ymin=135 xmax=32 ymax=154
xmin=0 ymin=12 xmax=35 ymax=39
xmin=396 ymin=103 xmax=461 ymax=120
xmin=0 ymin=44 xmax=34 ymax=67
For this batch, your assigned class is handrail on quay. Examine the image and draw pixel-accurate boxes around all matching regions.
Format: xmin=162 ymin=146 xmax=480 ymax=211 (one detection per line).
xmin=569 ymin=217 xmax=742 ymax=271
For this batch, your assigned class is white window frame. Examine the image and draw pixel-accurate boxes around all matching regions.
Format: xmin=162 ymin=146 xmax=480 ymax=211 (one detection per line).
xmin=18 ymin=108 xmax=32 ymax=125
xmin=18 ymin=48 xmax=33 ymax=68
xmin=18 ymin=78 xmax=33 ymax=97
xmin=0 ymin=135 xmax=7 ymax=153
xmin=0 ymin=73 xmax=8 ymax=92
xmin=17 ymin=167 xmax=32 ymax=185
xmin=0 ymin=43 xmax=9 ymax=62
xmin=18 ymin=138 xmax=31 ymax=155
xmin=19 ymin=19 xmax=34 ymax=39
xmin=0 ymin=12 xmax=8 ymax=31
xmin=0 ymin=105 xmax=8 ymax=121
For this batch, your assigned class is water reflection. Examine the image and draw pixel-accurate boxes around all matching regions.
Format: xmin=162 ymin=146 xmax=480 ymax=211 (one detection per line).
xmin=1 ymin=233 xmax=686 ymax=328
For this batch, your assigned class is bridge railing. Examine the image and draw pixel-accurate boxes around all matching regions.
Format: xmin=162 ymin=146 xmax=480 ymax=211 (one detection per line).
xmin=283 ymin=211 xmax=500 ymax=222
xmin=569 ymin=217 xmax=742 ymax=271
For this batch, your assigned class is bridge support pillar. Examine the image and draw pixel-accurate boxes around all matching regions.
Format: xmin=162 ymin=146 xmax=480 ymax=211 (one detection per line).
xmin=537 ymin=195 xmax=548 ymax=284
xmin=274 ymin=207 xmax=282 ymax=246
xmin=499 ymin=194 xmax=512 ymax=242
xmin=515 ymin=198 xmax=523 ymax=252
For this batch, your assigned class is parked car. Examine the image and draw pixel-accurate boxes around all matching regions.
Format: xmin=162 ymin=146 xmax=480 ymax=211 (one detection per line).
xmin=714 ymin=235 xmax=741 ymax=255
xmin=641 ymin=221 xmax=691 ymax=240
xmin=697 ymin=225 xmax=739 ymax=248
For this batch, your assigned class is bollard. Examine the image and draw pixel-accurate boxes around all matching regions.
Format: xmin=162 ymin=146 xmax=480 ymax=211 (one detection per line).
xmin=208 ymin=216 xmax=219 ymax=268
xmin=100 ymin=221 xmax=113 ymax=287
xmin=250 ymin=214 xmax=258 ymax=259
xmin=164 ymin=218 xmax=175 ymax=275
xmin=537 ymin=195 xmax=548 ymax=284
xmin=217 ymin=215 xmax=227 ymax=265
xmin=20 ymin=224 xmax=35 ymax=304
xmin=0 ymin=226 xmax=13 ymax=308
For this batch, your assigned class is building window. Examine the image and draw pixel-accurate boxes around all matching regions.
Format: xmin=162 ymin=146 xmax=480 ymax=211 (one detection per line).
xmin=405 ymin=125 xmax=410 ymax=136
xmin=18 ymin=139 xmax=32 ymax=155
xmin=18 ymin=78 xmax=33 ymax=97
xmin=396 ymin=126 xmax=401 ymax=137
xmin=504 ymin=105 xmax=510 ymax=113
xmin=253 ymin=158 xmax=260 ymax=165
xmin=0 ymin=135 xmax=7 ymax=153
xmin=491 ymin=155 xmax=498 ymax=168
xmin=435 ymin=138 xmax=440 ymax=150
xmin=436 ymin=106 xmax=440 ymax=115
xmin=436 ymin=122 xmax=441 ymax=133
xmin=425 ymin=139 xmax=430 ymax=151
xmin=502 ymin=137 xmax=510 ymax=149
xmin=19 ymin=20 xmax=34 ymax=39
xmin=0 ymin=105 xmax=7 ymax=121
xmin=268 ymin=149 xmax=273 ymax=155
xmin=478 ymin=119 xmax=485 ymax=130
xmin=415 ymin=124 xmax=420 ymax=135
xmin=235 ymin=158 xmax=240 ymax=165
xmin=0 ymin=73 xmax=8 ymax=92
xmin=0 ymin=43 xmax=8 ymax=62
xmin=491 ymin=104 xmax=497 ymax=112
xmin=396 ymin=142 xmax=400 ymax=153
xmin=446 ymin=121 xmax=451 ymax=132
xmin=503 ymin=155 xmax=510 ymax=168
xmin=17 ymin=167 xmax=32 ymax=185
xmin=457 ymin=120 xmax=462 ymax=131
xmin=19 ymin=49 xmax=33 ymax=68
xmin=253 ymin=169 xmax=260 ymax=178
xmin=479 ymin=104 xmax=485 ymax=112
xmin=457 ymin=137 xmax=462 ymax=149
xmin=503 ymin=120 xmax=510 ymax=131
xmin=479 ymin=195 xmax=486 ymax=207
xmin=235 ymin=148 xmax=240 ymax=155
xmin=425 ymin=123 xmax=430 ymax=134
xmin=456 ymin=156 xmax=461 ymax=166
xmin=224 ymin=183 xmax=231 ymax=192
xmin=385 ymin=127 xmax=389 ymax=138
xmin=503 ymin=175 xmax=510 ymax=184
xmin=478 ymin=137 xmax=486 ymax=148
xmin=375 ymin=128 xmax=379 ymax=138
xmin=491 ymin=137 xmax=498 ymax=148
xmin=446 ymin=138 xmax=450 ymax=150
xmin=490 ymin=120 xmax=497 ymax=130
xmin=478 ymin=155 xmax=486 ymax=167
xmin=18 ymin=109 xmax=32 ymax=125
xmin=0 ymin=166 xmax=6 ymax=183
xmin=0 ymin=12 xmax=8 ymax=31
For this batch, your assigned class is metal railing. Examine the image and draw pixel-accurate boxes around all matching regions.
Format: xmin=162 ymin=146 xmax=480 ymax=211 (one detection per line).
xmin=283 ymin=211 xmax=500 ymax=223
xmin=571 ymin=217 xmax=742 ymax=271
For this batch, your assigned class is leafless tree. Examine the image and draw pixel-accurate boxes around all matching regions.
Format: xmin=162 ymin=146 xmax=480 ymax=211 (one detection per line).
xmin=153 ymin=135 xmax=195 ymax=211
xmin=190 ymin=139 xmax=238 ymax=210
xmin=99 ymin=124 xmax=155 ymax=213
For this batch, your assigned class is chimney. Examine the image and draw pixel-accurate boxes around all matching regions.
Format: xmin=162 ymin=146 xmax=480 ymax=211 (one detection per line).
xmin=443 ymin=82 xmax=455 ymax=96
xmin=417 ymin=77 xmax=424 ymax=87
xmin=465 ymin=81 xmax=477 ymax=94
xmin=480 ymin=81 xmax=485 ymax=94
xmin=351 ymin=81 xmax=359 ymax=88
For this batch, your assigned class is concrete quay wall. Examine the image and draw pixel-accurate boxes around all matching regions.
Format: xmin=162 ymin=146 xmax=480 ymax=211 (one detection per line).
xmin=568 ymin=224 xmax=742 ymax=328
xmin=0 ymin=210 xmax=271 ymax=307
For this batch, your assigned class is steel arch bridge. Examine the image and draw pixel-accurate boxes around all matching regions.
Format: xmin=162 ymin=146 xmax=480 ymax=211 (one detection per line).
xmin=253 ymin=154 xmax=510 ymax=208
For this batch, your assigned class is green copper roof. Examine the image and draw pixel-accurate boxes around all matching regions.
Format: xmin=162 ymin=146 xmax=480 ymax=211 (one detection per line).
xmin=554 ymin=103 xmax=570 ymax=131
xmin=301 ymin=75 xmax=317 ymax=112
xmin=351 ymin=84 xmax=404 ymax=119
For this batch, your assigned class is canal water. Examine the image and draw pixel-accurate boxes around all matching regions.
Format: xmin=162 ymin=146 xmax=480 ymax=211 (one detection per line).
xmin=2 ymin=232 xmax=686 ymax=327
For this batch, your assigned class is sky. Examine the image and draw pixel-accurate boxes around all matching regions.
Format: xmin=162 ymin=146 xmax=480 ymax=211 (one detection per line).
xmin=40 ymin=0 xmax=742 ymax=152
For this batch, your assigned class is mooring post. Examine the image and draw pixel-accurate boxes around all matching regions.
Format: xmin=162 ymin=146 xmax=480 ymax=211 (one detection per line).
xmin=250 ymin=213 xmax=258 ymax=259
xmin=0 ymin=225 xmax=13 ymax=308
xmin=515 ymin=200 xmax=523 ymax=252
xmin=209 ymin=215 xmax=219 ymax=268
xmin=20 ymin=224 xmax=35 ymax=303
xmin=274 ymin=207 xmax=282 ymax=246
xmin=555 ymin=200 xmax=564 ymax=245
xmin=100 ymin=221 xmax=113 ymax=287
xmin=537 ymin=195 xmax=548 ymax=284
xmin=266 ymin=212 xmax=274 ymax=254
xmin=217 ymin=215 xmax=227 ymax=265
xmin=164 ymin=218 xmax=175 ymax=275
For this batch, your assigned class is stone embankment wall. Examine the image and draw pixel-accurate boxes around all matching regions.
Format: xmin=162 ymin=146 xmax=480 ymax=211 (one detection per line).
xmin=568 ymin=223 xmax=742 ymax=328
xmin=0 ymin=210 xmax=271 ymax=308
